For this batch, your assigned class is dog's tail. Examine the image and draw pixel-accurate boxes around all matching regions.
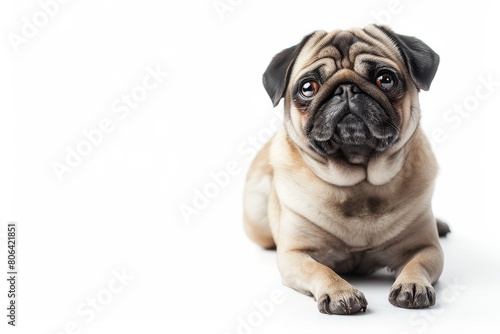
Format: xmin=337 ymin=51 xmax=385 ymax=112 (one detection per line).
xmin=436 ymin=218 xmax=451 ymax=237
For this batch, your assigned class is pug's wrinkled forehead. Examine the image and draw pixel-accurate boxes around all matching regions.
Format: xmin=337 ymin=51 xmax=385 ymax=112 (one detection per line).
xmin=290 ymin=26 xmax=406 ymax=86
xmin=263 ymin=25 xmax=439 ymax=108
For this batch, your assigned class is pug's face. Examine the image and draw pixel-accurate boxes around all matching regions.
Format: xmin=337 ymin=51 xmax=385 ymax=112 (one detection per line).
xmin=263 ymin=25 xmax=439 ymax=165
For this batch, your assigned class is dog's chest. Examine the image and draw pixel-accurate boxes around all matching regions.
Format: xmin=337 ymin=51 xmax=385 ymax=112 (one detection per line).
xmin=335 ymin=194 xmax=391 ymax=218
xmin=289 ymin=184 xmax=402 ymax=249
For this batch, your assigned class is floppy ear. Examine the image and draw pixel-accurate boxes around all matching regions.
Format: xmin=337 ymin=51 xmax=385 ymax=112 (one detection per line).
xmin=376 ymin=25 xmax=440 ymax=91
xmin=263 ymin=33 xmax=315 ymax=107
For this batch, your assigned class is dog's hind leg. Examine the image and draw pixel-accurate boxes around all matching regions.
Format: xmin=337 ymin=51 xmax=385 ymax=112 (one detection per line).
xmin=243 ymin=140 xmax=275 ymax=249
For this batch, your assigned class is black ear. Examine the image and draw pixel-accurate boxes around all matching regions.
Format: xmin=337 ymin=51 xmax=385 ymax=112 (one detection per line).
xmin=376 ymin=26 xmax=440 ymax=91
xmin=263 ymin=33 xmax=315 ymax=107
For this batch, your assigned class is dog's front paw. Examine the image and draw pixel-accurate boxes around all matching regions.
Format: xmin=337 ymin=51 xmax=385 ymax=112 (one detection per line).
xmin=317 ymin=288 xmax=367 ymax=315
xmin=389 ymin=282 xmax=436 ymax=309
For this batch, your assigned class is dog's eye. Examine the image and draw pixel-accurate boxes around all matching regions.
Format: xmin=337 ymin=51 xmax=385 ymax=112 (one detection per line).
xmin=300 ymin=81 xmax=319 ymax=98
xmin=375 ymin=73 xmax=396 ymax=92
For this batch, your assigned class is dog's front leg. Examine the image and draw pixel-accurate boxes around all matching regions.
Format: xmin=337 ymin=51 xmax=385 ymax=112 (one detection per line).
xmin=388 ymin=215 xmax=444 ymax=309
xmin=278 ymin=249 xmax=368 ymax=314
xmin=389 ymin=244 xmax=444 ymax=308
xmin=275 ymin=208 xmax=367 ymax=315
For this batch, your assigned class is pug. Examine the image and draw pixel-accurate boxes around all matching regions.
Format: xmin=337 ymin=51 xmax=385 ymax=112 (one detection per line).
xmin=243 ymin=25 xmax=450 ymax=315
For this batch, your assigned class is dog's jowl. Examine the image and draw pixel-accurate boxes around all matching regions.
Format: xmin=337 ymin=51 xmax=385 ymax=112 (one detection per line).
xmin=243 ymin=25 xmax=450 ymax=315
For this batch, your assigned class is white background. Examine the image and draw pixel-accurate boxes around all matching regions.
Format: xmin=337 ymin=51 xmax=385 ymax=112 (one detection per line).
xmin=1 ymin=0 xmax=500 ymax=333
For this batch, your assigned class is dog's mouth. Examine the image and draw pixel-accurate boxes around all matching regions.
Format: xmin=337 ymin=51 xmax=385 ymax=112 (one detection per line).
xmin=310 ymin=113 xmax=396 ymax=164
xmin=306 ymin=86 xmax=399 ymax=165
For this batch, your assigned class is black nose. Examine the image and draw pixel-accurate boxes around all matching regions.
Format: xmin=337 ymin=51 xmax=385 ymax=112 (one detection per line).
xmin=333 ymin=83 xmax=363 ymax=97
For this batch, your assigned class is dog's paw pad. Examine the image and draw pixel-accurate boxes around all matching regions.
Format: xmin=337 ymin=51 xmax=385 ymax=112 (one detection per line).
xmin=389 ymin=282 xmax=435 ymax=309
xmin=317 ymin=289 xmax=367 ymax=315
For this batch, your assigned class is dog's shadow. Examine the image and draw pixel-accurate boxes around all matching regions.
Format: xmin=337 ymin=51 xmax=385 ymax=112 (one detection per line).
xmin=341 ymin=269 xmax=395 ymax=287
